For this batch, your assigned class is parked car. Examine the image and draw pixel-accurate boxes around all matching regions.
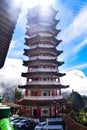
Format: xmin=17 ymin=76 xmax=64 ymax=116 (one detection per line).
xmin=43 ymin=125 xmax=63 ymax=130
xmin=34 ymin=122 xmax=47 ymax=130
xmin=15 ymin=119 xmax=28 ymax=128
xmin=10 ymin=114 xmax=19 ymax=121
xmin=24 ymin=121 xmax=38 ymax=130
xmin=11 ymin=119 xmax=21 ymax=127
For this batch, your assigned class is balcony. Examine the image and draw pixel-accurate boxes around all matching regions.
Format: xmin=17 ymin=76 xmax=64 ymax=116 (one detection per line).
xmin=24 ymin=95 xmax=63 ymax=101
xmin=27 ymin=81 xmax=60 ymax=85
xmin=29 ymin=56 xmax=56 ymax=60
xmin=29 ymin=44 xmax=54 ymax=49
xmin=28 ymin=68 xmax=59 ymax=73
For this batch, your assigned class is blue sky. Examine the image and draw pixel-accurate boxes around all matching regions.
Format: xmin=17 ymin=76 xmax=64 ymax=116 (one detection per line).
xmin=7 ymin=0 xmax=87 ymax=76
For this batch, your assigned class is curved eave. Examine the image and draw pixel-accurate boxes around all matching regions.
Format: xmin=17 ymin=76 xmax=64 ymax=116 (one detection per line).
xmin=23 ymin=48 xmax=63 ymax=56
xmin=22 ymin=71 xmax=65 ymax=77
xmin=23 ymin=60 xmax=64 ymax=67
xmin=25 ymin=29 xmax=60 ymax=37
xmin=25 ymin=36 xmax=62 ymax=46
xmin=17 ymin=98 xmax=66 ymax=106
xmin=27 ymin=19 xmax=59 ymax=27
xmin=18 ymin=84 xmax=69 ymax=89
xmin=0 ymin=0 xmax=21 ymax=68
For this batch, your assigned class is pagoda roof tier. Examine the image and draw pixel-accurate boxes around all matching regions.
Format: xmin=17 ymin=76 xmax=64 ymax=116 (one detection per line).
xmin=25 ymin=27 xmax=60 ymax=37
xmin=17 ymin=97 xmax=67 ymax=106
xmin=23 ymin=60 xmax=64 ymax=67
xmin=21 ymin=73 xmax=65 ymax=79
xmin=24 ymin=48 xmax=63 ymax=56
xmin=18 ymin=84 xmax=69 ymax=89
xmin=25 ymin=35 xmax=62 ymax=46
xmin=22 ymin=70 xmax=65 ymax=77
xmin=27 ymin=5 xmax=58 ymax=18
xmin=26 ymin=18 xmax=59 ymax=27
xmin=27 ymin=5 xmax=58 ymax=26
xmin=23 ymin=61 xmax=60 ymax=68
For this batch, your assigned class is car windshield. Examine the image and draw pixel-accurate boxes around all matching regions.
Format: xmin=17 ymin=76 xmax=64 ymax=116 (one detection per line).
xmin=38 ymin=122 xmax=46 ymax=126
xmin=19 ymin=120 xmax=26 ymax=123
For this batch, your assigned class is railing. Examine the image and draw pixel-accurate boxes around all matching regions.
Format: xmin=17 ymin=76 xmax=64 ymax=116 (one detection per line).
xmin=29 ymin=56 xmax=55 ymax=60
xmin=24 ymin=95 xmax=63 ymax=100
xmin=28 ymin=68 xmax=59 ymax=73
xmin=29 ymin=44 xmax=54 ymax=49
xmin=27 ymin=81 xmax=60 ymax=85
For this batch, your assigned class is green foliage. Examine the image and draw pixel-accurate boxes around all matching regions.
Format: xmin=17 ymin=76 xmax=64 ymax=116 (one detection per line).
xmin=68 ymin=91 xmax=84 ymax=111
xmin=77 ymin=110 xmax=87 ymax=126
xmin=14 ymin=88 xmax=23 ymax=101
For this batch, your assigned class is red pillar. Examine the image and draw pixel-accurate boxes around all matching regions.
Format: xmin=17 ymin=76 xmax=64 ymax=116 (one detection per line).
xmin=22 ymin=106 xmax=26 ymax=117
xmin=38 ymin=75 xmax=41 ymax=81
xmin=54 ymin=102 xmax=56 ymax=117
xmin=30 ymin=107 xmax=32 ymax=117
xmin=49 ymin=107 xmax=51 ymax=117
xmin=38 ymin=63 xmax=41 ymax=68
xmin=25 ymin=89 xmax=28 ymax=96
xmin=37 ymin=106 xmax=41 ymax=118
xmin=38 ymin=88 xmax=41 ymax=96
xmin=48 ymin=90 xmax=50 ymax=96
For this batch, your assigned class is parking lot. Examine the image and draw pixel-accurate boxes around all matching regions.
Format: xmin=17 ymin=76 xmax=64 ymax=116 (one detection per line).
xmin=10 ymin=114 xmax=39 ymax=130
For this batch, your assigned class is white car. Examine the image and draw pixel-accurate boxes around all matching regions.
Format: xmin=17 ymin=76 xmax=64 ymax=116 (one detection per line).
xmin=34 ymin=122 xmax=47 ymax=130
xmin=11 ymin=119 xmax=21 ymax=127
xmin=10 ymin=114 xmax=19 ymax=121
xmin=43 ymin=125 xmax=63 ymax=130
xmin=15 ymin=119 xmax=28 ymax=128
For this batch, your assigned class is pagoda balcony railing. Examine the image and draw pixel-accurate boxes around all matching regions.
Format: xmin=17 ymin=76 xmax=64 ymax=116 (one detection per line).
xmin=24 ymin=95 xmax=63 ymax=101
xmin=29 ymin=44 xmax=54 ymax=49
xmin=29 ymin=56 xmax=55 ymax=60
xmin=27 ymin=81 xmax=60 ymax=85
xmin=28 ymin=68 xmax=59 ymax=73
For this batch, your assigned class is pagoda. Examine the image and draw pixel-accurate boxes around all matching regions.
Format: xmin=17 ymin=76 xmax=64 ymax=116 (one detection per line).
xmin=18 ymin=5 xmax=69 ymax=118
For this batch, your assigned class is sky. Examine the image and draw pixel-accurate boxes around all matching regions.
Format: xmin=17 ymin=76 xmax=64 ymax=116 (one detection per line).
xmin=7 ymin=0 xmax=87 ymax=76
xmin=0 ymin=0 xmax=87 ymax=96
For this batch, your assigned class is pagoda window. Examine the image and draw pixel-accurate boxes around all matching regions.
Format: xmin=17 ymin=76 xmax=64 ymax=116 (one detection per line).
xmin=43 ymin=92 xmax=47 ymax=96
xmin=35 ymin=65 xmax=38 ymax=68
xmin=35 ymin=78 xmax=38 ymax=81
xmin=43 ymin=78 xmax=47 ymax=81
xmin=43 ymin=65 xmax=46 ymax=68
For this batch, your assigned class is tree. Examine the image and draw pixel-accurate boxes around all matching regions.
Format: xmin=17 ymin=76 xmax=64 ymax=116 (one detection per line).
xmin=68 ymin=91 xmax=84 ymax=111
xmin=14 ymin=88 xmax=23 ymax=101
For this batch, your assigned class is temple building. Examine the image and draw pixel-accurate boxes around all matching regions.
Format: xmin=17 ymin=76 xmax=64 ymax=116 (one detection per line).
xmin=18 ymin=5 xmax=69 ymax=118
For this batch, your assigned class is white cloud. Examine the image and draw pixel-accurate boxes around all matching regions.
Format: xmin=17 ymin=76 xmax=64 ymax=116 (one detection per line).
xmin=61 ymin=69 xmax=87 ymax=96
xmin=0 ymin=58 xmax=27 ymax=95
xmin=61 ymin=5 xmax=87 ymax=43
xmin=0 ymin=59 xmax=87 ymax=97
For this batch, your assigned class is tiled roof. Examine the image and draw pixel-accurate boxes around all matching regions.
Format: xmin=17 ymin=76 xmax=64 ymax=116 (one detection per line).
xmin=0 ymin=0 xmax=21 ymax=68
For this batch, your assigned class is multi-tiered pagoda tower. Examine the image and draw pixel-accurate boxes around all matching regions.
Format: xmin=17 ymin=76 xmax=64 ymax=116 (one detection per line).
xmin=18 ymin=5 xmax=69 ymax=118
